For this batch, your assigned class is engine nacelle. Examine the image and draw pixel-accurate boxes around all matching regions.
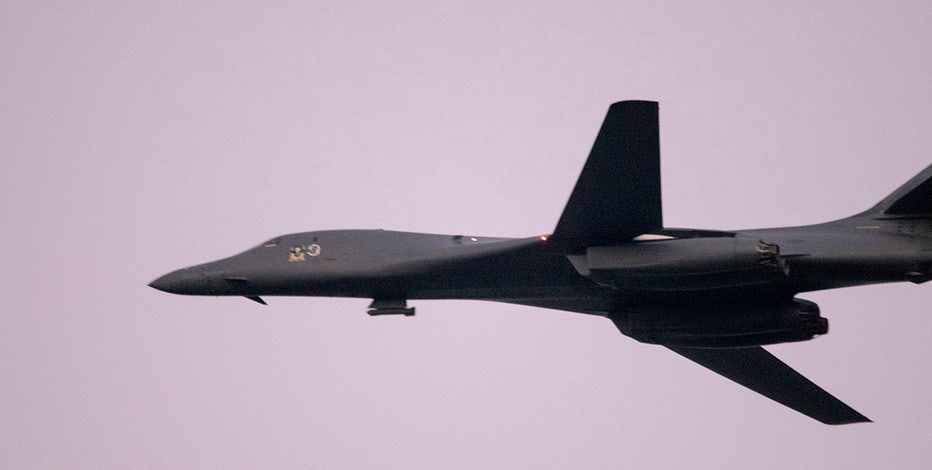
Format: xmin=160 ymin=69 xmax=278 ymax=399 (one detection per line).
xmin=567 ymin=237 xmax=789 ymax=291
xmin=609 ymin=298 xmax=828 ymax=348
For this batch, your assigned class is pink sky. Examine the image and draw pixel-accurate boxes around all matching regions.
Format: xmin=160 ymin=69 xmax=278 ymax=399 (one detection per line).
xmin=3 ymin=2 xmax=932 ymax=468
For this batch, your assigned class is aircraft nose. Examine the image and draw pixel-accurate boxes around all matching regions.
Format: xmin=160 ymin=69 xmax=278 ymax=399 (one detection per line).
xmin=149 ymin=268 xmax=209 ymax=295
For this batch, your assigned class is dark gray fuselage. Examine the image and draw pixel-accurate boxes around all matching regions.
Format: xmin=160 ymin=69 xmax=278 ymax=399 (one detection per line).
xmin=151 ymin=212 xmax=932 ymax=315
xmin=148 ymin=100 xmax=931 ymax=425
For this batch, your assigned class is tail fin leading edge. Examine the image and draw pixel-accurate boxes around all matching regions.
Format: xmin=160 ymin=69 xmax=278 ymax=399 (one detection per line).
xmin=865 ymin=163 xmax=932 ymax=218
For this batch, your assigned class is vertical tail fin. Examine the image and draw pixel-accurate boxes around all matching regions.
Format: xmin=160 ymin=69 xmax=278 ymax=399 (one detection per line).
xmin=862 ymin=163 xmax=932 ymax=218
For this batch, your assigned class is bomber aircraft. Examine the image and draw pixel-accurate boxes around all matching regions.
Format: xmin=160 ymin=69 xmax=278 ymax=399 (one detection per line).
xmin=151 ymin=101 xmax=931 ymax=424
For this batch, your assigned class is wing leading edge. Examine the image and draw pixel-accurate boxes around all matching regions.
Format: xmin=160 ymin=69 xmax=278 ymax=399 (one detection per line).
xmin=668 ymin=346 xmax=870 ymax=425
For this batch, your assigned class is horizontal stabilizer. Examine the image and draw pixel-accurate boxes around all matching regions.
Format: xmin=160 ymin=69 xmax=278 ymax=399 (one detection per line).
xmin=668 ymin=345 xmax=870 ymax=425
xmin=552 ymin=101 xmax=662 ymax=248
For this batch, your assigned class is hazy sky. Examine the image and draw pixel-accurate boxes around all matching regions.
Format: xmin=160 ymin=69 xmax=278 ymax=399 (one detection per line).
xmin=3 ymin=2 xmax=932 ymax=468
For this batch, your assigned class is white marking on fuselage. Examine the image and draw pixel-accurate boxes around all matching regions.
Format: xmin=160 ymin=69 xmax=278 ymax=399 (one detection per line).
xmin=632 ymin=233 xmax=676 ymax=241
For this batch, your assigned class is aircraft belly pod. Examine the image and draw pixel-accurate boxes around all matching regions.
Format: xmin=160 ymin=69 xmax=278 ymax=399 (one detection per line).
xmin=151 ymin=101 xmax=932 ymax=425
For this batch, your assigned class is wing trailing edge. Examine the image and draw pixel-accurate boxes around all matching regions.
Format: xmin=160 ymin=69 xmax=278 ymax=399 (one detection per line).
xmin=552 ymin=101 xmax=662 ymax=248
xmin=668 ymin=346 xmax=870 ymax=425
